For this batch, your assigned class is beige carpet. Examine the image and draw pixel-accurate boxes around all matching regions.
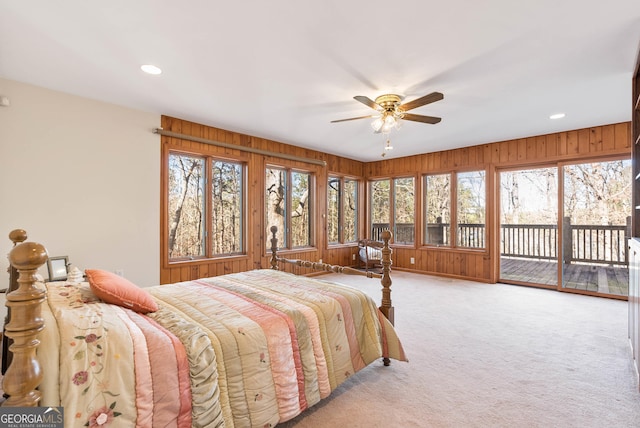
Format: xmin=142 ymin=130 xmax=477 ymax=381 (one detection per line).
xmin=279 ymin=271 xmax=640 ymax=428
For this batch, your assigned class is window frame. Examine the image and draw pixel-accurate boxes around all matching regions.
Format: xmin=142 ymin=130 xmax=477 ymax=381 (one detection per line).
xmin=163 ymin=148 xmax=248 ymax=266
xmin=393 ymin=176 xmax=416 ymax=245
xmin=265 ymin=164 xmax=315 ymax=250
xmin=456 ymin=170 xmax=486 ymax=249
xmin=367 ymin=176 xmax=417 ymax=246
xmin=422 ymin=168 xmax=487 ymax=250
xmin=423 ymin=172 xmax=451 ymax=247
xmin=327 ymin=174 xmax=360 ymax=246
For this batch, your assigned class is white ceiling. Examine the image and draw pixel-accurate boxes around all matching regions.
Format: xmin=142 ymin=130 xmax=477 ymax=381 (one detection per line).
xmin=2 ymin=1 xmax=640 ymax=162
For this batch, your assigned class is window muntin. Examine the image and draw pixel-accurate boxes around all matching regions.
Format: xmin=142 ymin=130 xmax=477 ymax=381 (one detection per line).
xmin=168 ymin=152 xmax=245 ymax=261
xmin=457 ymin=170 xmax=486 ymax=248
xmin=424 ymin=174 xmax=451 ymax=246
xmin=266 ymin=167 xmax=313 ymax=249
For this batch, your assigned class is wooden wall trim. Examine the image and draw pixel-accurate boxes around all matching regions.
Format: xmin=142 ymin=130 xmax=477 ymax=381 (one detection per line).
xmin=365 ymin=122 xmax=630 ymax=176
xmin=155 ymin=128 xmax=327 ymax=166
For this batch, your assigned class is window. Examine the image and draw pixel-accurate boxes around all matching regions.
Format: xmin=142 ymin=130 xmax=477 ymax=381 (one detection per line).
xmin=370 ymin=179 xmax=391 ymax=241
xmin=266 ymin=167 xmax=313 ymax=249
xmin=327 ymin=176 xmax=359 ymax=244
xmin=424 ymin=174 xmax=450 ymax=246
xmin=394 ymin=177 xmax=415 ymax=244
xmin=167 ymin=152 xmax=245 ymax=261
xmin=369 ymin=177 xmax=415 ymax=244
xmin=211 ymin=160 xmax=244 ymax=254
xmin=457 ymin=171 xmax=486 ymax=248
xmin=343 ymin=179 xmax=358 ymax=243
xmin=423 ymin=170 xmax=486 ymax=249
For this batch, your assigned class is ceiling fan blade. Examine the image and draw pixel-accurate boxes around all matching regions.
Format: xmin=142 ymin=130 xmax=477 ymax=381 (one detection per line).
xmin=402 ymin=113 xmax=442 ymax=124
xmin=399 ymin=92 xmax=444 ymax=112
xmin=330 ymin=114 xmax=375 ymax=123
xmin=353 ymin=95 xmax=380 ymax=110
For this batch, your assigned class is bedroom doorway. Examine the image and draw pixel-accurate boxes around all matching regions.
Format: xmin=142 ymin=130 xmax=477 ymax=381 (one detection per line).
xmin=499 ymin=167 xmax=559 ymax=288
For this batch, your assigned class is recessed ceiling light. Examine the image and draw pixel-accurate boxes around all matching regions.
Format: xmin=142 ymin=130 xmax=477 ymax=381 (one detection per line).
xmin=141 ymin=64 xmax=162 ymax=75
xmin=549 ymin=113 xmax=565 ymax=120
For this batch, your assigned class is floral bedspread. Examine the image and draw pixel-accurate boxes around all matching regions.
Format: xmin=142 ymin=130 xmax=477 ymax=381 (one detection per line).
xmin=38 ymin=269 xmax=406 ymax=427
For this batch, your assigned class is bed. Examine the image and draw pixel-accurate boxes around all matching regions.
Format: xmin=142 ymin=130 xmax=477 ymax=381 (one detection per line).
xmin=1 ymin=226 xmax=406 ymax=427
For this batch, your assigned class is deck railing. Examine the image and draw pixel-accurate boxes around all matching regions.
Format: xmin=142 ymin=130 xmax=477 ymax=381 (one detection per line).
xmin=501 ymin=224 xmax=558 ymax=259
xmin=371 ymin=223 xmax=415 ymax=243
xmin=371 ymin=216 xmax=631 ymax=266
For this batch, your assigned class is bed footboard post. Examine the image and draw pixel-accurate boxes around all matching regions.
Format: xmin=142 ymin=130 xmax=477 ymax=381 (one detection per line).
xmin=379 ymin=230 xmax=393 ymax=367
xmin=2 ymin=238 xmax=48 ymax=407
xmin=269 ymin=226 xmax=279 ymax=270
xmin=2 ymin=229 xmax=28 ymax=375
xmin=379 ymin=230 xmax=394 ymax=325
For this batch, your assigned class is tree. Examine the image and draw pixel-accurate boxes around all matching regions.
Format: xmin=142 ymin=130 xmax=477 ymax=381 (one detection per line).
xmin=266 ymin=168 xmax=286 ymax=246
xmin=168 ymin=155 xmax=203 ymax=258
xmin=564 ymin=160 xmax=631 ymax=225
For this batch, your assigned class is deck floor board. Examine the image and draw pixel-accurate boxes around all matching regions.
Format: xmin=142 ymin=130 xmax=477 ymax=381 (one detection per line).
xmin=500 ymin=258 xmax=629 ymax=296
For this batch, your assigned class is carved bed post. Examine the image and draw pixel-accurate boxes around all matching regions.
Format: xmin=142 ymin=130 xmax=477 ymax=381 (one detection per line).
xmin=2 ymin=235 xmax=48 ymax=407
xmin=2 ymin=229 xmax=28 ymax=375
xmin=379 ymin=230 xmax=393 ymax=325
xmin=379 ymin=230 xmax=393 ymax=367
xmin=269 ymin=226 xmax=279 ymax=270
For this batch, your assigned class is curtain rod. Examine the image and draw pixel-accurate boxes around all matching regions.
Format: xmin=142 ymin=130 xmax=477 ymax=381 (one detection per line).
xmin=153 ymin=128 xmax=327 ymax=167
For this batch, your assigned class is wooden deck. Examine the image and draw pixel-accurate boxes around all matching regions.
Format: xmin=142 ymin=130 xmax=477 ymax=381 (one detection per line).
xmin=500 ymin=257 xmax=629 ymax=296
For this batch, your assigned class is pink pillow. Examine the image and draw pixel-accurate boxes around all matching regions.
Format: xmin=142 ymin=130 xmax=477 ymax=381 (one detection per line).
xmin=85 ymin=269 xmax=158 ymax=313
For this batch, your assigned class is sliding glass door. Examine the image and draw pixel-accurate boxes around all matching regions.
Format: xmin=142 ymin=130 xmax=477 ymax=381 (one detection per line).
xmin=499 ymin=167 xmax=558 ymax=287
xmin=561 ymin=160 xmax=631 ymax=297
xmin=499 ymin=158 xmax=631 ymax=298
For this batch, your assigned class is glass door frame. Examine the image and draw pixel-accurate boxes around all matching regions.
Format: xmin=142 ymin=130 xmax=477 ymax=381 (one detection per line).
xmin=497 ymin=164 xmax=559 ymax=290
xmin=558 ymin=155 xmax=631 ymax=300
xmin=496 ymin=154 xmax=630 ymax=301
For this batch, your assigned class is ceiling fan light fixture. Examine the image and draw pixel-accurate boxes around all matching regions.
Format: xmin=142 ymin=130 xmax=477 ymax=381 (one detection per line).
xmin=332 ymin=91 xmax=443 ymax=138
xmin=381 ymin=120 xmax=395 ymax=134
xmin=371 ymin=116 xmax=384 ymax=132
xmin=384 ymin=114 xmax=396 ymax=127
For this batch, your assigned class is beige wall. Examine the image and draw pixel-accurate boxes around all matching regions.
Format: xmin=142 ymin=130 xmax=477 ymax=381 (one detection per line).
xmin=0 ymin=78 xmax=160 ymax=297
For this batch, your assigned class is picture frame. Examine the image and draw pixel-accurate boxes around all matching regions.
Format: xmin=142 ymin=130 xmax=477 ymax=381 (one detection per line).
xmin=47 ymin=256 xmax=69 ymax=281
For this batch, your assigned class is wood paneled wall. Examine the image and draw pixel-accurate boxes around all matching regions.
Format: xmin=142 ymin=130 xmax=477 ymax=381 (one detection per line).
xmin=160 ymin=116 xmax=630 ymax=284
xmin=366 ymin=122 xmax=630 ymax=282
xmin=160 ymin=116 xmax=365 ymax=284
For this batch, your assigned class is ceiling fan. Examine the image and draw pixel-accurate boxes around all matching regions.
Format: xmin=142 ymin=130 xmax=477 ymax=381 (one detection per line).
xmin=331 ymin=91 xmax=444 ymax=134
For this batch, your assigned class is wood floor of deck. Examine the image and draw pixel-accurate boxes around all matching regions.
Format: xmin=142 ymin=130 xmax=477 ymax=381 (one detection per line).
xmin=500 ymin=257 xmax=629 ymax=296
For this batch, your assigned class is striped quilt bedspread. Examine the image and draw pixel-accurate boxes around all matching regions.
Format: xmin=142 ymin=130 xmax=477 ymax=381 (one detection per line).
xmin=38 ymin=269 xmax=406 ymax=427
